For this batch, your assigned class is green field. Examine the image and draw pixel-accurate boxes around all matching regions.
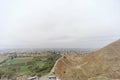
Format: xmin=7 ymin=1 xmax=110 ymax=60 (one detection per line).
xmin=0 ymin=53 xmax=61 ymax=79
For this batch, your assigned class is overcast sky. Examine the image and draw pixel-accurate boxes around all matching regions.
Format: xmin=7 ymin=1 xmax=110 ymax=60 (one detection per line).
xmin=0 ymin=0 xmax=120 ymax=49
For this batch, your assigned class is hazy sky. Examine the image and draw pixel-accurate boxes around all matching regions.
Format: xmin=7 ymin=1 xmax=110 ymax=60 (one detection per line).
xmin=0 ymin=0 xmax=120 ymax=49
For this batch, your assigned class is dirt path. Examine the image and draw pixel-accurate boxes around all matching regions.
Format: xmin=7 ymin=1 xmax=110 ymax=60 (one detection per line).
xmin=39 ymin=56 xmax=62 ymax=80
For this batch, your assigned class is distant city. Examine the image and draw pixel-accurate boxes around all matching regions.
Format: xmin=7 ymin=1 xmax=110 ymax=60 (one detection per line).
xmin=0 ymin=48 xmax=97 ymax=54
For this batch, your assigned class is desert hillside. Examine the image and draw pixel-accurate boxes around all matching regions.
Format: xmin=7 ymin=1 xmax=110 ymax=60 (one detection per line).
xmin=54 ymin=39 xmax=120 ymax=80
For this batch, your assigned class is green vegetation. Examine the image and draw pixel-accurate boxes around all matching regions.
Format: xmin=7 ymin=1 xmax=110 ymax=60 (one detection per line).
xmin=0 ymin=53 xmax=61 ymax=78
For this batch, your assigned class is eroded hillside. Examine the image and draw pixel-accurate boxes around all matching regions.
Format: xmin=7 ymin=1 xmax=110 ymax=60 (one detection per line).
xmin=54 ymin=39 xmax=120 ymax=80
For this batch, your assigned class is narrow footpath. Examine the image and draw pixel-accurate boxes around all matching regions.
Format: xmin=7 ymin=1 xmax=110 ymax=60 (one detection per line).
xmin=39 ymin=56 xmax=62 ymax=80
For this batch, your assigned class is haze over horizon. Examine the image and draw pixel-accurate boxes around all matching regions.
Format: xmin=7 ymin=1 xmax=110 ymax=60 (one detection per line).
xmin=0 ymin=0 xmax=120 ymax=49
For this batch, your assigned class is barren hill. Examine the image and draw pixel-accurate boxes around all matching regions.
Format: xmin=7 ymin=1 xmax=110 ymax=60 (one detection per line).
xmin=54 ymin=39 xmax=120 ymax=80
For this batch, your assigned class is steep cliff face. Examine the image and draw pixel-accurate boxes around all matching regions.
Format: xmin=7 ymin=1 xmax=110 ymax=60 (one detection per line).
xmin=55 ymin=39 xmax=120 ymax=80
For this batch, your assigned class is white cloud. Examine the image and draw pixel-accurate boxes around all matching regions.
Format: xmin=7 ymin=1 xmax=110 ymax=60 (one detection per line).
xmin=0 ymin=0 xmax=120 ymax=48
